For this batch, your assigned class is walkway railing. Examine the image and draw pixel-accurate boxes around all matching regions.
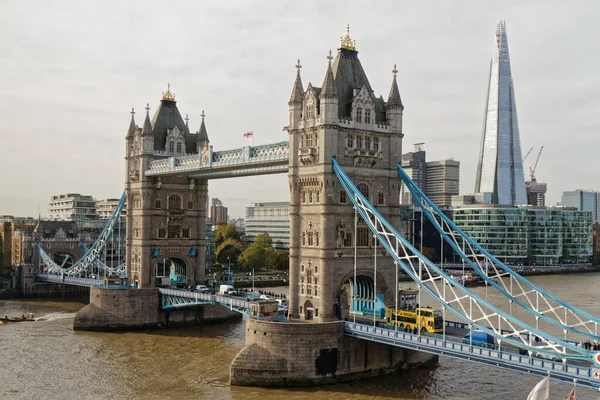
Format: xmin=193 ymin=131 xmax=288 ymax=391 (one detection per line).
xmin=37 ymin=273 xmax=103 ymax=287
xmin=345 ymin=322 xmax=600 ymax=390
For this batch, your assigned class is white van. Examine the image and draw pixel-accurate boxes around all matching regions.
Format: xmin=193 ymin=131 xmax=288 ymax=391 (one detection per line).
xmin=218 ymin=284 xmax=235 ymax=295
xmin=195 ymin=285 xmax=209 ymax=293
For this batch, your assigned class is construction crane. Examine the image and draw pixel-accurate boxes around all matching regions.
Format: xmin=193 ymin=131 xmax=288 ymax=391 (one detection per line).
xmin=522 ymin=146 xmax=534 ymax=163
xmin=529 ymin=146 xmax=544 ymax=182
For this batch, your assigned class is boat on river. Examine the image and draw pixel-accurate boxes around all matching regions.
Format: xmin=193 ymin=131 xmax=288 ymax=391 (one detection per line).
xmin=0 ymin=313 xmax=35 ymax=323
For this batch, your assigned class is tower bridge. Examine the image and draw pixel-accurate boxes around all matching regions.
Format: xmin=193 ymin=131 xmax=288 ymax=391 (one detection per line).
xmin=29 ymin=26 xmax=600 ymax=389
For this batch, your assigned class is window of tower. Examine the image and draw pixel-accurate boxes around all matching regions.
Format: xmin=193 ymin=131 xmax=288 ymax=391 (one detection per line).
xmin=356 ymin=136 xmax=363 ymax=149
xmin=347 ymin=134 xmax=353 ymax=148
xmin=356 ymin=107 xmax=362 ymax=122
xmin=158 ymin=228 xmax=166 ymax=239
xmin=187 ymin=200 xmax=193 ymax=210
xmin=182 ymin=228 xmax=190 ymax=238
xmin=307 ymin=232 xmax=314 ymax=246
xmin=315 ymin=190 xmax=320 ymax=203
xmin=373 ymin=138 xmax=379 ymax=151
xmin=176 ymin=142 xmax=182 ymax=153
xmin=365 ymin=109 xmax=371 ymax=124
xmin=340 ymin=190 xmax=347 ymax=204
xmin=168 ymin=194 xmax=182 ymax=210
xmin=357 ymin=183 xmax=370 ymax=200
xmin=168 ymin=225 xmax=181 ymax=239
xmin=357 ymin=226 xmax=370 ymax=247
xmin=155 ymin=199 xmax=162 ymax=209
xmin=378 ymin=192 xmax=385 ymax=205
xmin=365 ymin=136 xmax=371 ymax=150
xmin=343 ymin=232 xmax=352 ymax=247
xmin=169 ymin=142 xmax=174 ymax=153
xmin=308 ymin=190 xmax=313 ymax=203
xmin=302 ymin=191 xmax=306 ymax=204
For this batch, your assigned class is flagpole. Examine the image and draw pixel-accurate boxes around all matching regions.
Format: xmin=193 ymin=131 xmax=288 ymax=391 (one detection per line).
xmin=252 ymin=268 xmax=255 ymax=294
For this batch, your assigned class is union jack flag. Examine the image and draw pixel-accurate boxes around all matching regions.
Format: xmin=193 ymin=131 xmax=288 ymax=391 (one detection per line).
xmin=243 ymin=131 xmax=254 ymax=138
xmin=564 ymin=387 xmax=575 ymax=400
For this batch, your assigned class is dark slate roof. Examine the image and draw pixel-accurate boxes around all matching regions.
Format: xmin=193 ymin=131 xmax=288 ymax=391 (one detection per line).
xmin=126 ymin=113 xmax=136 ymax=139
xmin=331 ymin=48 xmax=373 ymax=118
xmin=387 ymin=74 xmax=403 ymax=109
xmin=142 ymin=109 xmax=153 ymax=136
xmin=320 ymin=62 xmax=337 ymax=99
xmin=374 ymin=96 xmax=386 ymax=124
xmin=197 ymin=118 xmax=209 ymax=143
xmin=151 ymin=99 xmax=194 ymax=152
xmin=289 ymin=69 xmax=304 ymax=105
xmin=35 ymin=221 xmax=79 ymax=239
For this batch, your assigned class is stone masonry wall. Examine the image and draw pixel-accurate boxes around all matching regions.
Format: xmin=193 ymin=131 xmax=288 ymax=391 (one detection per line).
xmin=73 ymin=287 xmax=160 ymax=331
xmin=230 ymin=319 xmax=437 ymax=387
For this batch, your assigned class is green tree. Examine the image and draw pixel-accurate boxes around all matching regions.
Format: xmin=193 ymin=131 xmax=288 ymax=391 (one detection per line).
xmin=214 ymin=223 xmax=241 ymax=250
xmin=238 ymin=245 xmax=278 ymax=271
xmin=253 ymin=232 xmax=273 ymax=248
xmin=216 ymin=238 xmax=244 ymax=266
xmin=276 ymin=252 xmax=289 ymax=271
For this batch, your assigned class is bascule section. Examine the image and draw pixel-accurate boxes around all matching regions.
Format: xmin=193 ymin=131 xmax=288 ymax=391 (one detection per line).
xmin=287 ymin=26 xmax=404 ymax=321
xmin=125 ymin=86 xmax=209 ymax=288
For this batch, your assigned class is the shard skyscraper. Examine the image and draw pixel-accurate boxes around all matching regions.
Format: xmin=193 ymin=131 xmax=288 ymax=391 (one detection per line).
xmin=474 ymin=21 xmax=527 ymax=205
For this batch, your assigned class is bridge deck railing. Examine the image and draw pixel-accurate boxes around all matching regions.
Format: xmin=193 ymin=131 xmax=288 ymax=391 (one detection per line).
xmin=345 ymin=322 xmax=600 ymax=389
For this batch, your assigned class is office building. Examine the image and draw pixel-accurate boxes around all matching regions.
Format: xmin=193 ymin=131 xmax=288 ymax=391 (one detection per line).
xmin=210 ymin=198 xmax=228 ymax=225
xmin=451 ymin=205 xmax=592 ymax=265
xmin=245 ymin=202 xmax=290 ymax=252
xmin=526 ymin=180 xmax=547 ymax=207
xmin=561 ymin=190 xmax=599 ymax=222
xmin=401 ymin=143 xmax=460 ymax=207
xmin=0 ymin=216 xmax=37 ymax=273
xmin=474 ymin=21 xmax=527 ymax=205
xmin=48 ymin=193 xmax=98 ymax=222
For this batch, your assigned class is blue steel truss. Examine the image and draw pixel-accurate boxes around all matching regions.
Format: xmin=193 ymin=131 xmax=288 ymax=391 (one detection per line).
xmin=397 ymin=165 xmax=600 ymax=341
xmin=37 ymin=273 xmax=103 ymax=287
xmin=331 ymin=158 xmax=593 ymax=362
xmin=37 ymin=193 xmax=126 ymax=276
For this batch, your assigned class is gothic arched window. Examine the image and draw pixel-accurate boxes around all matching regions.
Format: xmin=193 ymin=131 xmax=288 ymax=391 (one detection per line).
xmin=169 ymin=142 xmax=175 ymax=153
xmin=168 ymin=194 xmax=181 ymax=210
xmin=176 ymin=142 xmax=182 ymax=154
xmin=365 ymin=109 xmax=371 ymax=124
xmin=357 ymin=183 xmax=370 ymax=201
xmin=356 ymin=107 xmax=362 ymax=123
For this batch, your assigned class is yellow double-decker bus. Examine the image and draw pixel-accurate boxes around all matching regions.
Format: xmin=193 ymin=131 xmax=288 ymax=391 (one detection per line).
xmin=386 ymin=307 xmax=443 ymax=333
xmin=383 ymin=289 xmax=443 ymax=333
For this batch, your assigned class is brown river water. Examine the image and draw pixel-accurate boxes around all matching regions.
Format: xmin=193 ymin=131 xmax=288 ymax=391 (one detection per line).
xmin=2 ymin=273 xmax=600 ymax=400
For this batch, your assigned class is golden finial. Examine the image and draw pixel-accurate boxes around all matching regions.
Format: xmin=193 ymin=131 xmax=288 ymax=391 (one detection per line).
xmin=340 ymin=24 xmax=356 ymax=51
xmin=162 ymin=82 xmax=175 ymax=101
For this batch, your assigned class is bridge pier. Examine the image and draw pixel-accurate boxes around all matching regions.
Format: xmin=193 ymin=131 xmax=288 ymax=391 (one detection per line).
xmin=73 ymin=287 xmax=241 ymax=331
xmin=230 ymin=319 xmax=437 ymax=387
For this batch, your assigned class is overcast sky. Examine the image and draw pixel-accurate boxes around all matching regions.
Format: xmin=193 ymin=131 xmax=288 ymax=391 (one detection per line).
xmin=1 ymin=1 xmax=598 ymax=219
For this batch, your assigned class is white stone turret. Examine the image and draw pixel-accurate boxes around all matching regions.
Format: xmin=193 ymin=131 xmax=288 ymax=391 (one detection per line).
xmin=288 ymin=59 xmax=304 ymax=130
xmin=319 ymin=50 xmax=338 ymax=124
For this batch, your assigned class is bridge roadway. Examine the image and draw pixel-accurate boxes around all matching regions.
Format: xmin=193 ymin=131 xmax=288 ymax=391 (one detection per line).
xmin=345 ymin=322 xmax=600 ymax=390
xmin=37 ymin=274 xmax=600 ymax=388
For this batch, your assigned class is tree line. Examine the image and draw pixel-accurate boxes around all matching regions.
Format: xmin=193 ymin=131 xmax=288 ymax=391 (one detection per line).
xmin=213 ymin=222 xmax=288 ymax=271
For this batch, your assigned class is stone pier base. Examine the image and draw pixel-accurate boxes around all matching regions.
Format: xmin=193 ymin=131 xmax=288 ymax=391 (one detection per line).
xmin=230 ymin=319 xmax=437 ymax=387
xmin=74 ymin=287 xmax=161 ymax=331
xmin=73 ymin=287 xmax=242 ymax=331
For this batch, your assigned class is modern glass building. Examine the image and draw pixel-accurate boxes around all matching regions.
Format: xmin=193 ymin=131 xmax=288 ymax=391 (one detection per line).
xmin=561 ymin=190 xmax=600 ymax=222
xmin=245 ymin=202 xmax=290 ymax=252
xmin=451 ymin=205 xmax=593 ymax=265
xmin=474 ymin=21 xmax=527 ymax=206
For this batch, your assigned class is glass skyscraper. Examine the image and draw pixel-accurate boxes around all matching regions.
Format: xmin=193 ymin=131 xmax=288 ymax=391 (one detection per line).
xmin=475 ymin=21 xmax=527 ymax=206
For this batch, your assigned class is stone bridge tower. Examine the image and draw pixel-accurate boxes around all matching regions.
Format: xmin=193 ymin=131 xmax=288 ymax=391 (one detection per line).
xmin=125 ymin=86 xmax=209 ymax=288
xmin=288 ymin=28 xmax=404 ymax=321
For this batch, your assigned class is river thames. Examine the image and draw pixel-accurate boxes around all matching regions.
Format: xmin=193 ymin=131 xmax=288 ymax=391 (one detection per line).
xmin=2 ymin=273 xmax=600 ymax=400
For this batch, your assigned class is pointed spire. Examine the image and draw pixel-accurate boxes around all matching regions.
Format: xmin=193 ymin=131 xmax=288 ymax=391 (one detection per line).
xmin=320 ymin=50 xmax=337 ymax=100
xmin=142 ymin=103 xmax=153 ymax=135
xmin=387 ymin=64 xmax=403 ymax=108
xmin=185 ymin=113 xmax=189 ymax=129
xmin=126 ymin=107 xmax=136 ymax=138
xmin=288 ymin=59 xmax=304 ymax=105
xmin=197 ymin=110 xmax=209 ymax=142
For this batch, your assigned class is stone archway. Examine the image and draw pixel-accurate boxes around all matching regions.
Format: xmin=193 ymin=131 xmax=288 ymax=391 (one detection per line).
xmin=153 ymin=254 xmax=192 ymax=288
xmin=303 ymin=299 xmax=315 ymax=320
xmin=338 ymin=270 xmax=390 ymax=320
